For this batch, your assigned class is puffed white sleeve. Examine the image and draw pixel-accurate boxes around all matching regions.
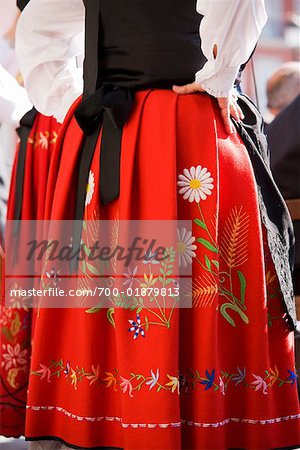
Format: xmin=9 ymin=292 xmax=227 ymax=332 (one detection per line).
xmin=15 ymin=0 xmax=85 ymax=123
xmin=196 ymin=0 xmax=267 ymax=97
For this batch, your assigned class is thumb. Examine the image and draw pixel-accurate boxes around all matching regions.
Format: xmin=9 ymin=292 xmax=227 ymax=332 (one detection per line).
xmin=172 ymin=84 xmax=192 ymax=95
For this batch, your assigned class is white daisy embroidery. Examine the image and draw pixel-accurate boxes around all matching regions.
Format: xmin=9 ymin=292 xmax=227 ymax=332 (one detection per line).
xmin=177 ymin=165 xmax=214 ymax=203
xmin=177 ymin=227 xmax=197 ymax=268
xmin=85 ymin=170 xmax=95 ymax=206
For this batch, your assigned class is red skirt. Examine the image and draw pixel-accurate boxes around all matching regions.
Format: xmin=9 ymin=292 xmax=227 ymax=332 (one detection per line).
xmin=0 ymin=113 xmax=60 ymax=437
xmin=5 ymin=90 xmax=300 ymax=449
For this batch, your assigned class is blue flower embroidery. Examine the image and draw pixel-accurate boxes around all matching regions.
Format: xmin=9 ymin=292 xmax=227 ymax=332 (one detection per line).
xmin=200 ymin=369 xmax=215 ymax=390
xmin=128 ymin=314 xmax=145 ymax=339
xmin=143 ymin=250 xmax=160 ymax=265
xmin=232 ymin=367 xmax=246 ymax=386
xmin=146 ymin=369 xmax=160 ymax=390
xmin=287 ymin=370 xmax=297 ymax=385
xmin=64 ymin=361 xmax=70 ymax=376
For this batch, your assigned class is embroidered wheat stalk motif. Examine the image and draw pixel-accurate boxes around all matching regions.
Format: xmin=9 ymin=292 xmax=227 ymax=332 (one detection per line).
xmin=110 ymin=213 xmax=120 ymax=275
xmin=192 ymin=272 xmax=218 ymax=308
xmin=220 ymin=206 xmax=249 ymax=268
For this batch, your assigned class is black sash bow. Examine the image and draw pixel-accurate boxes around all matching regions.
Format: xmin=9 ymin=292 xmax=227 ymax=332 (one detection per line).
xmin=71 ymin=85 xmax=134 ymax=271
xmin=74 ymin=84 xmax=134 ymax=210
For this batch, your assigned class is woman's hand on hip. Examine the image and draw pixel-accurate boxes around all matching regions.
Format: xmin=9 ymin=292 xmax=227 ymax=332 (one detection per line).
xmin=173 ymin=82 xmax=244 ymax=135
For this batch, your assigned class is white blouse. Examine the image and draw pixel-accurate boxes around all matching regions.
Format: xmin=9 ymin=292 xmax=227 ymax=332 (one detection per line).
xmin=15 ymin=0 xmax=267 ymax=124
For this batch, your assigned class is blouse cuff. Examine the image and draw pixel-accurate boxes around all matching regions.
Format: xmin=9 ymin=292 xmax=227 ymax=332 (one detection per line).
xmin=195 ymin=62 xmax=240 ymax=98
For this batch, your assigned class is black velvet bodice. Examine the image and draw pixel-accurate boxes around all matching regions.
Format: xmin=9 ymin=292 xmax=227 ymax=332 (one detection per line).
xmin=96 ymin=0 xmax=207 ymax=88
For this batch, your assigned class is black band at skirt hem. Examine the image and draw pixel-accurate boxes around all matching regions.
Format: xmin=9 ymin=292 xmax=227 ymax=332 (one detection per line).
xmin=25 ymin=436 xmax=300 ymax=450
xmin=25 ymin=436 xmax=123 ymax=450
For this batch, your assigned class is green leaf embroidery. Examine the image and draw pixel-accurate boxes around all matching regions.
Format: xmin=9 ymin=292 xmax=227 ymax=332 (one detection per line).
xmin=1 ymin=327 xmax=14 ymax=342
xmin=107 ymin=308 xmax=116 ymax=328
xmin=237 ymin=271 xmax=246 ymax=305
xmin=220 ymin=304 xmax=236 ymax=327
xmin=220 ymin=303 xmax=249 ymax=327
xmin=196 ymin=238 xmax=218 ymax=254
xmin=204 ymin=255 xmax=211 ymax=270
xmin=194 ymin=218 xmax=207 ymax=230
xmin=81 ymin=259 xmax=86 ymax=274
xmin=86 ymin=305 xmax=102 ymax=314
xmin=86 ymin=262 xmax=101 ymax=276
xmin=83 ymin=243 xmax=91 ymax=257
xmin=212 ymin=259 xmax=219 ymax=269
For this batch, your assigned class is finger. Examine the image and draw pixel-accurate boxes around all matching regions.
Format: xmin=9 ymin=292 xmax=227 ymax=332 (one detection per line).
xmin=230 ymin=100 xmax=244 ymax=122
xmin=229 ymin=102 xmax=240 ymax=122
xmin=223 ymin=114 xmax=234 ymax=135
xmin=172 ymin=82 xmax=203 ymax=95
xmin=219 ymin=100 xmax=234 ymax=134
xmin=236 ymin=102 xmax=245 ymax=120
xmin=172 ymin=84 xmax=194 ymax=94
xmin=230 ymin=93 xmax=244 ymax=120
xmin=217 ymin=97 xmax=228 ymax=110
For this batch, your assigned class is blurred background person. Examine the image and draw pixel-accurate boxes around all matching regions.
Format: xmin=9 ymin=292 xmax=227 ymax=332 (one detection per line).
xmin=266 ymin=61 xmax=300 ymax=121
xmin=0 ymin=0 xmax=83 ymax=444
xmin=0 ymin=1 xmax=31 ymax=238
xmin=0 ymin=3 xmax=31 ymax=448
xmin=0 ymin=66 xmax=32 ymax=236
